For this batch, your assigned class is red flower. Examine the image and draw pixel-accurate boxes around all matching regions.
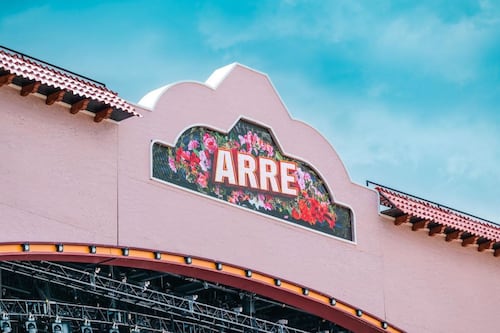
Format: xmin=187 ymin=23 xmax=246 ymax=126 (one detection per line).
xmin=176 ymin=146 xmax=191 ymax=163
xmin=292 ymin=197 xmax=336 ymax=230
xmin=298 ymin=199 xmax=314 ymax=225
xmin=189 ymin=152 xmax=200 ymax=168
xmin=310 ymin=199 xmax=325 ymax=222
xmin=175 ymin=147 xmax=184 ymax=162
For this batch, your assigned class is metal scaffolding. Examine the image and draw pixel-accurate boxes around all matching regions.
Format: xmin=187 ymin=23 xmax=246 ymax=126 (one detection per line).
xmin=0 ymin=298 xmax=241 ymax=333
xmin=0 ymin=261 xmax=308 ymax=333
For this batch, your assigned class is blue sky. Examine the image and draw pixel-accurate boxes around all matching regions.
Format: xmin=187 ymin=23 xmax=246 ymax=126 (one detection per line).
xmin=1 ymin=1 xmax=499 ymax=222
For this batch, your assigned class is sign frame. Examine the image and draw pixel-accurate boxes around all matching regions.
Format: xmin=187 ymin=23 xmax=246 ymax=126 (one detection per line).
xmin=150 ymin=118 xmax=355 ymax=242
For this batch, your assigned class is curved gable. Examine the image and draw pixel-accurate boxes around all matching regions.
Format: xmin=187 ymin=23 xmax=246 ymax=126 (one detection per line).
xmin=137 ymin=63 xmax=356 ymax=209
xmin=114 ymin=63 xmax=389 ymax=327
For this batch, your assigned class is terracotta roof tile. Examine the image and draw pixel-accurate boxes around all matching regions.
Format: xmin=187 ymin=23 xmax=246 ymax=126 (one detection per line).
xmin=376 ymin=186 xmax=500 ymax=241
xmin=0 ymin=48 xmax=140 ymax=120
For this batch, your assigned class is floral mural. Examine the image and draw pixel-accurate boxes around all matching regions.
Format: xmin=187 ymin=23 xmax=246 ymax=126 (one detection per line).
xmin=152 ymin=120 xmax=353 ymax=241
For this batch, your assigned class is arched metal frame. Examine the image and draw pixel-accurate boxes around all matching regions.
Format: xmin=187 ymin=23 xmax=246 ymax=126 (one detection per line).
xmin=0 ymin=243 xmax=403 ymax=333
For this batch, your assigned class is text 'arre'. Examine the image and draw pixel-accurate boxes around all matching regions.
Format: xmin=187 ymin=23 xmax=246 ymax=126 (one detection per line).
xmin=213 ymin=148 xmax=298 ymax=197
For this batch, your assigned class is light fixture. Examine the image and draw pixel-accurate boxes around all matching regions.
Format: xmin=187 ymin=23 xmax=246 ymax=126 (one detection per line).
xmin=232 ymin=306 xmax=243 ymax=314
xmin=274 ymin=279 xmax=281 ymax=286
xmin=185 ymin=294 xmax=197 ymax=313
xmin=25 ymin=314 xmax=37 ymax=333
xmin=108 ymin=323 xmax=119 ymax=333
xmin=355 ymin=309 xmax=363 ymax=317
xmin=55 ymin=244 xmax=64 ymax=252
xmin=89 ymin=245 xmax=96 ymax=254
xmin=130 ymin=325 xmax=140 ymax=333
xmin=154 ymin=252 xmax=161 ymax=260
xmin=80 ymin=319 xmax=92 ymax=333
xmin=21 ymin=243 xmax=30 ymax=252
xmin=0 ymin=313 xmax=11 ymax=333
xmin=302 ymin=288 xmax=309 ymax=296
xmin=184 ymin=256 xmax=192 ymax=264
xmin=329 ymin=298 xmax=336 ymax=306
xmin=277 ymin=319 xmax=288 ymax=325
xmin=245 ymin=270 xmax=252 ymax=278
xmin=122 ymin=248 xmax=129 ymax=256
xmin=381 ymin=322 xmax=388 ymax=329
xmin=51 ymin=317 xmax=65 ymax=333
xmin=215 ymin=262 xmax=223 ymax=270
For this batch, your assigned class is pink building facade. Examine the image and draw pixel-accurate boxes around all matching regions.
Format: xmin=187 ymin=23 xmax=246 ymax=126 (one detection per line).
xmin=1 ymin=49 xmax=499 ymax=333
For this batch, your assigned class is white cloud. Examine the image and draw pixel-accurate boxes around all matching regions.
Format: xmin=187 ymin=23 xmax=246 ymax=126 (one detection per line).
xmin=196 ymin=1 xmax=368 ymax=49
xmin=373 ymin=13 xmax=489 ymax=83
xmin=197 ymin=1 xmax=500 ymax=84
xmin=272 ymin=69 xmax=499 ymax=221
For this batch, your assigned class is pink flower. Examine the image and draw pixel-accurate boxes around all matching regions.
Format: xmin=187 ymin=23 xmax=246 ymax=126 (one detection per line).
xmin=296 ymin=168 xmax=306 ymax=190
xmin=304 ymin=172 xmax=311 ymax=182
xmin=168 ymin=156 xmax=177 ymax=172
xmin=263 ymin=143 xmax=274 ymax=157
xmin=228 ymin=191 xmax=241 ymax=204
xmin=203 ymin=133 xmax=218 ymax=154
xmin=252 ymin=132 xmax=260 ymax=146
xmin=238 ymin=135 xmax=246 ymax=147
xmin=239 ymin=131 xmax=255 ymax=153
xmin=188 ymin=139 xmax=199 ymax=151
xmin=197 ymin=173 xmax=209 ymax=188
xmin=249 ymin=193 xmax=268 ymax=210
xmin=199 ymin=150 xmax=211 ymax=171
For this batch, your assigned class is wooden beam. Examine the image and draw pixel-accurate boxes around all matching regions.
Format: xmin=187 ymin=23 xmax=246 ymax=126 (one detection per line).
xmin=94 ymin=107 xmax=113 ymax=123
xmin=445 ymin=230 xmax=461 ymax=242
xmin=70 ymin=98 xmax=90 ymax=114
xmin=461 ymin=235 xmax=477 ymax=247
xmin=477 ymin=240 xmax=492 ymax=252
xmin=394 ymin=214 xmax=410 ymax=226
xmin=0 ymin=73 xmax=16 ymax=87
xmin=20 ymin=82 xmax=41 ymax=96
xmin=428 ymin=224 xmax=444 ymax=236
xmin=412 ymin=219 xmax=428 ymax=231
xmin=46 ymin=90 xmax=65 ymax=105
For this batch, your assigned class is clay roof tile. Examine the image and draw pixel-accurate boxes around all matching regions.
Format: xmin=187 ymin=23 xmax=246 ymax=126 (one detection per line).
xmin=376 ymin=186 xmax=500 ymax=242
xmin=0 ymin=48 xmax=141 ymax=120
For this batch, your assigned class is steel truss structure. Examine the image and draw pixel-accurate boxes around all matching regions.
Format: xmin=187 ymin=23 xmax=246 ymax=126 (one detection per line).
xmin=0 ymin=298 xmax=223 ymax=333
xmin=0 ymin=261 xmax=310 ymax=333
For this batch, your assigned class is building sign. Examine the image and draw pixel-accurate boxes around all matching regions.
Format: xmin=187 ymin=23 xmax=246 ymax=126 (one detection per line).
xmin=152 ymin=120 xmax=353 ymax=240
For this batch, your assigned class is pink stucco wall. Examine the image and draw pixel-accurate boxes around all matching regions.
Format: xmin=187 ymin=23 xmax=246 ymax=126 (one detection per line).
xmin=1 ymin=64 xmax=498 ymax=332
xmin=0 ymin=87 xmax=118 ymax=244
